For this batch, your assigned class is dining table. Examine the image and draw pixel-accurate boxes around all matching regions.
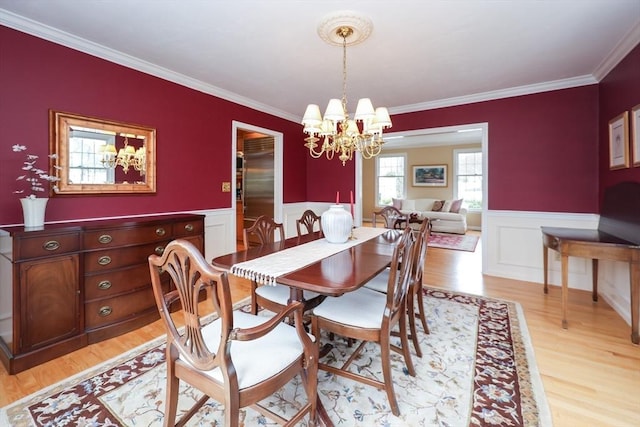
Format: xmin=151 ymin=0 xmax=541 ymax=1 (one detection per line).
xmin=211 ymin=226 xmax=404 ymax=426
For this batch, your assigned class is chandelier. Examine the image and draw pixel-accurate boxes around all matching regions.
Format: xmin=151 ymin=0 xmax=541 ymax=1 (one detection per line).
xmin=302 ymin=13 xmax=391 ymax=165
xmin=101 ymin=134 xmax=146 ymax=175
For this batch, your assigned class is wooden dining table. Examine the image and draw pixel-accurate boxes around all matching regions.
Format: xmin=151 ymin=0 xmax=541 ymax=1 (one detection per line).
xmin=211 ymin=227 xmax=404 ymax=426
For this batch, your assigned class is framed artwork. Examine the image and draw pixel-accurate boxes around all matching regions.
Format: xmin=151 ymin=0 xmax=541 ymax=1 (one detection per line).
xmin=608 ymin=111 xmax=629 ymax=170
xmin=412 ymin=164 xmax=447 ymax=187
xmin=632 ymin=104 xmax=640 ymax=167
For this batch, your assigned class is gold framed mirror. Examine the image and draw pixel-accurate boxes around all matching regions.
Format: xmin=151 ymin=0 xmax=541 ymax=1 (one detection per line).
xmin=49 ymin=110 xmax=156 ymax=195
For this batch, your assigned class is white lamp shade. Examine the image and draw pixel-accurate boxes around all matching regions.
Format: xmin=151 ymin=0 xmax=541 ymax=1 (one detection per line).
xmin=354 ymin=98 xmax=375 ymax=120
xmin=302 ymin=104 xmax=322 ymax=125
xmin=304 ymin=124 xmax=322 ymax=135
xmin=324 ymin=99 xmax=345 ymax=121
xmin=319 ymin=119 xmax=334 ymax=135
xmin=345 ymin=120 xmax=359 ymax=136
xmin=103 ymin=144 xmax=117 ymax=154
xmin=374 ymin=107 xmax=392 ymax=128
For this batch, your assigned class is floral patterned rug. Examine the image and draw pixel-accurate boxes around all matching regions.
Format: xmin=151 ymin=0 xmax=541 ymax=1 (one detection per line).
xmin=1 ymin=288 xmax=551 ymax=426
xmin=428 ymin=233 xmax=480 ymax=252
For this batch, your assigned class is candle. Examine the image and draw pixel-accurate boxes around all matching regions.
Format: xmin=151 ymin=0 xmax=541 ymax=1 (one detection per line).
xmin=336 ymin=191 xmax=340 ymax=205
xmin=350 ymin=190 xmax=354 ymax=218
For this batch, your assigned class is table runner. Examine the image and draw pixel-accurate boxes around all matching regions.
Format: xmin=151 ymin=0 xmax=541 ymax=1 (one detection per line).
xmin=230 ymin=227 xmax=388 ymax=285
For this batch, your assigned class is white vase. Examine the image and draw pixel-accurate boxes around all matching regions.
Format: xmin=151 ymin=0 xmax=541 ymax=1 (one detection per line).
xmin=20 ymin=197 xmax=48 ymax=230
xmin=321 ymin=204 xmax=353 ymax=243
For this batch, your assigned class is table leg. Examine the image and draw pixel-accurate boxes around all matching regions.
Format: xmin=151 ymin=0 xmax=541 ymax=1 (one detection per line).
xmin=543 ymin=245 xmax=549 ymax=294
xmin=561 ymin=253 xmax=569 ymax=329
xmin=631 ymin=252 xmax=639 ymax=345
xmin=288 ymin=287 xmax=334 ymax=426
xmin=592 ymin=259 xmax=598 ymax=302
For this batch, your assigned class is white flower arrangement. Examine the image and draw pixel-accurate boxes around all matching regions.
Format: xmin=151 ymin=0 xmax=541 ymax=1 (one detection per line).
xmin=12 ymin=144 xmax=60 ymax=198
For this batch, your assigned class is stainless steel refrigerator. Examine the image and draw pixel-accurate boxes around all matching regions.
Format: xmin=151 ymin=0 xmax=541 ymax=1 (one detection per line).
xmin=243 ymin=136 xmax=275 ymax=228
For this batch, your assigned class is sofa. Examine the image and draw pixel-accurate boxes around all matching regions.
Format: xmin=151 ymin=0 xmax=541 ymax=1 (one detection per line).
xmin=392 ymin=198 xmax=468 ymax=234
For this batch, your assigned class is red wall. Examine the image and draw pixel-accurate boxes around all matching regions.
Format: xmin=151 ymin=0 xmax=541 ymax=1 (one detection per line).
xmin=598 ymin=43 xmax=640 ymax=201
xmin=313 ymin=45 xmax=638 ymax=214
xmin=0 ymin=26 xmax=308 ymax=225
xmin=2 ymin=24 xmax=638 ymax=225
xmin=390 ymin=86 xmax=600 ymax=213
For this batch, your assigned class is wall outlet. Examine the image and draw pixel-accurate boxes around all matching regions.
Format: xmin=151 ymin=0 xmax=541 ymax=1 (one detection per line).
xmin=221 ymin=182 xmax=231 ymax=192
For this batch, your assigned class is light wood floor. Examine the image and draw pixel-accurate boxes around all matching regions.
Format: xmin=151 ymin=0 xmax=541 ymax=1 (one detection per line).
xmin=1 ymin=232 xmax=639 ymax=426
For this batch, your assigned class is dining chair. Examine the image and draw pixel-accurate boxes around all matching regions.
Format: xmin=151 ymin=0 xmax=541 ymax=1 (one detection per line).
xmin=296 ymin=209 xmax=322 ymax=237
xmin=310 ymin=227 xmax=417 ymax=416
xmin=243 ymin=215 xmax=285 ymax=249
xmin=244 ymin=215 xmax=321 ymax=316
xmin=372 ymin=205 xmax=407 ymax=229
xmin=148 ymin=239 xmax=318 ymax=427
xmin=363 ymin=219 xmax=431 ymax=357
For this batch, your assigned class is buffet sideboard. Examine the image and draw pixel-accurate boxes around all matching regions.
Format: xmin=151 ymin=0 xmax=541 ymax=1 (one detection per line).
xmin=0 ymin=213 xmax=204 ymax=374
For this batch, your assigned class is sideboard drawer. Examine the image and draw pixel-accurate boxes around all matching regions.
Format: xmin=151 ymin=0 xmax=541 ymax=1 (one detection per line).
xmin=16 ymin=232 xmax=81 ymax=260
xmin=84 ymin=263 xmax=153 ymax=300
xmin=83 ymin=224 xmax=172 ymax=250
xmin=173 ymin=219 xmax=204 ymax=238
xmin=84 ymin=286 xmax=156 ymax=329
xmin=84 ymin=241 xmax=169 ymax=273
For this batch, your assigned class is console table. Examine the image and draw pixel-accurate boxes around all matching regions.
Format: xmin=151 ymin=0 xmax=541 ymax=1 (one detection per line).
xmin=0 ymin=213 xmax=204 ymax=373
xmin=541 ymin=181 xmax=640 ymax=344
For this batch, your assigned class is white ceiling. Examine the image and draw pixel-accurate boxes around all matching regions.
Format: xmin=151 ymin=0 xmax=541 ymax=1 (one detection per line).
xmin=1 ymin=0 xmax=639 ymax=133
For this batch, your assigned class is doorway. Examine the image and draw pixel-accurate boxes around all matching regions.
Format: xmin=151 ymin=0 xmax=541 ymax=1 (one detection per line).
xmin=232 ymin=121 xmax=283 ymax=250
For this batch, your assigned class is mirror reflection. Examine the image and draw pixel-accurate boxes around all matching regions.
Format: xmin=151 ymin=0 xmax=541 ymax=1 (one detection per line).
xmin=50 ymin=110 xmax=156 ymax=194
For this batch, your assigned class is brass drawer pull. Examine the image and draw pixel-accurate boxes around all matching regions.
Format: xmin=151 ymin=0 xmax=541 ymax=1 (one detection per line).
xmin=97 ymin=280 xmax=112 ymax=290
xmin=156 ymin=227 xmax=166 ymax=236
xmin=98 ymin=256 xmax=112 ymax=266
xmin=98 ymin=234 xmax=113 ymax=244
xmin=184 ymin=224 xmax=194 ymax=232
xmin=98 ymin=306 xmax=112 ymax=317
xmin=155 ymin=246 xmax=165 ymax=255
xmin=42 ymin=240 xmax=60 ymax=251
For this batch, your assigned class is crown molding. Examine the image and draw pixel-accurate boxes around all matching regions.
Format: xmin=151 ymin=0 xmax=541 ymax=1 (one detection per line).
xmin=0 ymin=9 xmax=298 ymax=123
xmin=2 ymin=8 xmax=636 ymax=122
xmin=592 ymin=20 xmax=640 ymax=81
xmin=389 ymin=75 xmax=598 ymax=115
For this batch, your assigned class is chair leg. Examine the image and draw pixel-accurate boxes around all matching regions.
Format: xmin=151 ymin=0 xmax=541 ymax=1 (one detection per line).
xmin=416 ymin=285 xmax=429 ymax=334
xmin=398 ymin=306 xmax=416 ymax=377
xmin=250 ymin=280 xmax=258 ymax=315
xmin=406 ymin=289 xmax=423 ymax=358
xmin=380 ymin=333 xmax=401 ymax=416
xmin=164 ymin=358 xmax=179 ymax=426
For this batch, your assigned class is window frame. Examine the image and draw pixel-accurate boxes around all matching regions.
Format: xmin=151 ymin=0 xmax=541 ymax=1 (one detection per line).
xmin=374 ymin=153 xmax=407 ymax=208
xmin=453 ymin=147 xmax=483 ymax=212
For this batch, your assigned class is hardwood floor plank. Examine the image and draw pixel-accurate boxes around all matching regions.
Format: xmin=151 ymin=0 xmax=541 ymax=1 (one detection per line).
xmin=1 ymin=231 xmax=639 ymax=427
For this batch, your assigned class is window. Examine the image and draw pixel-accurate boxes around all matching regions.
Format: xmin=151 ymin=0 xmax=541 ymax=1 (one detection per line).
xmin=68 ymin=129 xmax=115 ymax=184
xmin=453 ymin=149 xmax=482 ymax=210
xmin=375 ymin=154 xmax=406 ymax=206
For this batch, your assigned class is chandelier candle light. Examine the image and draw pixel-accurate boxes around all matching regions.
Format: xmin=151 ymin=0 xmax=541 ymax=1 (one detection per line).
xmin=302 ymin=12 xmax=392 ymax=165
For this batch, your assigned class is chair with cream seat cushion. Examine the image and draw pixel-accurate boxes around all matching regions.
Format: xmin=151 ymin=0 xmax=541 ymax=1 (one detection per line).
xmin=372 ymin=205 xmax=406 ymax=229
xmin=364 ymin=220 xmax=431 ymax=357
xmin=245 ymin=215 xmax=321 ymax=316
xmin=148 ymin=239 xmax=318 ymax=427
xmin=296 ymin=209 xmax=323 ymax=237
xmin=310 ymin=227 xmax=417 ymax=417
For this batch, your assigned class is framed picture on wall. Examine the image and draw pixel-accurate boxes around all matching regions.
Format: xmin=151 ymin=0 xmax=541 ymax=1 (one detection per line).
xmin=632 ymin=104 xmax=640 ymax=167
xmin=608 ymin=111 xmax=629 ymax=170
xmin=412 ymin=164 xmax=447 ymax=187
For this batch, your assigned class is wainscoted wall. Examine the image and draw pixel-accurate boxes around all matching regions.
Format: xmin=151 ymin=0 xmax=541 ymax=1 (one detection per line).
xmin=483 ymin=209 xmax=631 ymax=327
xmin=201 ymin=205 xmax=631 ymax=328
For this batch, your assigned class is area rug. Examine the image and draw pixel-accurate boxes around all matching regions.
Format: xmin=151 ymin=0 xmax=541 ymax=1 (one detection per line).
xmin=0 ymin=288 xmax=551 ymax=427
xmin=428 ymin=232 xmax=480 ymax=252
